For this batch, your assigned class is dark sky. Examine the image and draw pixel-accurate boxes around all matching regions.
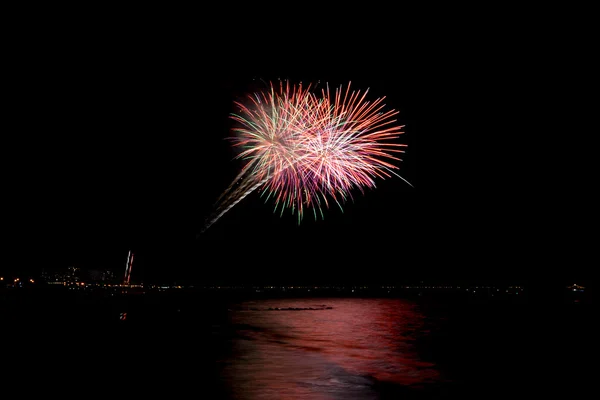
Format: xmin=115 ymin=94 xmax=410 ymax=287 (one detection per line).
xmin=4 ymin=35 xmax=590 ymax=291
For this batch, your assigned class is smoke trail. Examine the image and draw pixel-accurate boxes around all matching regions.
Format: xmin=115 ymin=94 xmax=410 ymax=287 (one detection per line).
xmin=200 ymin=176 xmax=269 ymax=234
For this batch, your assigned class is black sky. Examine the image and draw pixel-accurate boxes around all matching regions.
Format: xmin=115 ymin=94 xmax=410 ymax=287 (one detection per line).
xmin=4 ymin=30 xmax=591 ymax=293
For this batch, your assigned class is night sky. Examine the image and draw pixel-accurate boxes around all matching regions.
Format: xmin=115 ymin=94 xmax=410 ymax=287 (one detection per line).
xmin=4 ymin=37 xmax=590 ymax=293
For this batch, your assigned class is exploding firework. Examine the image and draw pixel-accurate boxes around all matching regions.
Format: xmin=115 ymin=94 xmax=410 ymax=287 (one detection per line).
xmin=200 ymin=80 xmax=411 ymax=233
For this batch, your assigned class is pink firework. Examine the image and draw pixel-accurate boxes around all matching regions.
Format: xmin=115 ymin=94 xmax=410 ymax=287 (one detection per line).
xmin=201 ymin=80 xmax=411 ymax=232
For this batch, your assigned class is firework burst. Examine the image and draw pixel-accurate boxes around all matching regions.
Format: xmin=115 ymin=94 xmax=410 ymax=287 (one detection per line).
xmin=200 ymin=80 xmax=411 ymax=233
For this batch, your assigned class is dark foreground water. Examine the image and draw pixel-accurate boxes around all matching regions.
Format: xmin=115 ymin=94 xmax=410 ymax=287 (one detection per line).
xmin=2 ymin=289 xmax=591 ymax=398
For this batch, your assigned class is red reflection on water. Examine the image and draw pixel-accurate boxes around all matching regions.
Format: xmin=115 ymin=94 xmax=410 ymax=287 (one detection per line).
xmin=222 ymin=298 xmax=441 ymax=399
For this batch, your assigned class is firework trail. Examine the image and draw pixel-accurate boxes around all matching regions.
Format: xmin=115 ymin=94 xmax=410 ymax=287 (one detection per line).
xmin=200 ymin=80 xmax=411 ymax=233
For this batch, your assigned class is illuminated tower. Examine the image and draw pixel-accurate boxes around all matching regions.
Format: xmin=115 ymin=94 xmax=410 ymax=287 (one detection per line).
xmin=124 ymin=250 xmax=134 ymax=285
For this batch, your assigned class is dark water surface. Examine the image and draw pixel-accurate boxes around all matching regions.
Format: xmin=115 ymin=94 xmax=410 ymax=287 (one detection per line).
xmin=2 ymin=290 xmax=590 ymax=398
xmin=222 ymin=298 xmax=443 ymax=399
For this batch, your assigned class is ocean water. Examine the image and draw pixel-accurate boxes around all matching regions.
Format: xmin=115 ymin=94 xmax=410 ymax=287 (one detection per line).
xmin=220 ymin=298 xmax=444 ymax=399
xmin=2 ymin=290 xmax=590 ymax=398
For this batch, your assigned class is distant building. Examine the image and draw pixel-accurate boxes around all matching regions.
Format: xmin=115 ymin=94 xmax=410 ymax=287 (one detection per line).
xmin=88 ymin=269 xmax=116 ymax=283
xmin=41 ymin=266 xmax=82 ymax=283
